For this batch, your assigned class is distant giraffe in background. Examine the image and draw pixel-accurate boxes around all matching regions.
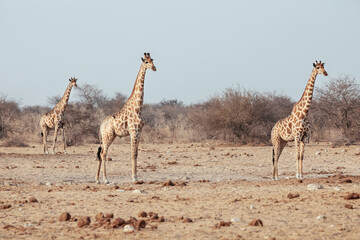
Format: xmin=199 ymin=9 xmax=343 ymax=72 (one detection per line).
xmin=96 ymin=53 xmax=156 ymax=184
xmin=40 ymin=78 xmax=78 ymax=154
xmin=271 ymin=61 xmax=327 ymax=180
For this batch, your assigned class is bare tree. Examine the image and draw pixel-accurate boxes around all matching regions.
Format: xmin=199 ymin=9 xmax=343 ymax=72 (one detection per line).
xmin=315 ymin=75 xmax=360 ymax=142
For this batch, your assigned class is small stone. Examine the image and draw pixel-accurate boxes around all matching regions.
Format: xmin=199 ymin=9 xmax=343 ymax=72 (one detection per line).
xmin=0 ymin=204 xmax=11 ymax=209
xmin=315 ymin=151 xmax=321 ymax=155
xmin=77 ymin=216 xmax=91 ymax=227
xmin=111 ymin=218 xmax=125 ymax=228
xmin=123 ymin=224 xmax=135 ymax=233
xmin=316 ymin=215 xmax=326 ymax=220
xmin=219 ymin=221 xmax=231 ymax=227
xmin=132 ymin=189 xmax=145 ymax=194
xmin=163 ymin=180 xmax=175 ymax=187
xmin=344 ymin=193 xmax=360 ymax=200
xmin=249 ymin=205 xmax=255 ymax=210
xmin=59 ymin=212 xmax=71 ymax=221
xmin=258 ymin=164 xmax=264 ymax=167
xmin=135 ymin=220 xmax=146 ymax=230
xmin=307 ymin=184 xmax=324 ymax=190
xmin=28 ymin=197 xmax=38 ymax=203
xmin=158 ymin=216 xmax=165 ymax=222
xmin=287 ymin=193 xmax=300 ymax=199
xmin=46 ymin=182 xmax=52 ymax=187
xmin=334 ymin=187 xmax=341 ymax=191
xmin=105 ymin=213 xmax=114 ymax=219
xmin=138 ymin=211 xmax=148 ymax=218
xmin=95 ymin=212 xmax=104 ymax=221
xmin=249 ymin=219 xmax=263 ymax=227
xmin=344 ymin=204 xmax=353 ymax=209
xmin=182 ymin=218 xmax=193 ymax=223
xmin=230 ymin=218 xmax=240 ymax=222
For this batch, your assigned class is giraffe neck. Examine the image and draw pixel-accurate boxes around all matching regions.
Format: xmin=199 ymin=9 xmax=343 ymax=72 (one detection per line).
xmin=54 ymin=83 xmax=74 ymax=113
xmin=291 ymin=70 xmax=318 ymax=120
xmin=127 ymin=64 xmax=147 ymax=110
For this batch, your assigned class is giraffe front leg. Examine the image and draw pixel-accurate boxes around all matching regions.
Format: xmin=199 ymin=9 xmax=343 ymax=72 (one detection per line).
xmin=295 ymin=140 xmax=301 ymax=179
xmin=52 ymin=126 xmax=59 ymax=154
xmin=42 ymin=128 xmax=49 ymax=154
xmin=299 ymin=141 xmax=305 ymax=179
xmin=62 ymin=127 xmax=67 ymax=155
xmin=130 ymin=133 xmax=140 ymax=183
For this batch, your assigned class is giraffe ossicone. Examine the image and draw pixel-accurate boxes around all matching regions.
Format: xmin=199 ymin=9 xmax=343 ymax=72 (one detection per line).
xmin=271 ymin=61 xmax=327 ymax=180
xmin=95 ymin=53 xmax=156 ymax=184
xmin=40 ymin=77 xmax=78 ymax=154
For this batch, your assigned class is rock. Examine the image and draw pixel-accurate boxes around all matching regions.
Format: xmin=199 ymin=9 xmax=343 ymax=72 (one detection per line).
xmin=111 ymin=218 xmax=125 ymax=228
xmin=77 ymin=216 xmax=91 ymax=227
xmin=182 ymin=218 xmax=193 ymax=223
xmin=287 ymin=193 xmax=300 ymax=199
xmin=132 ymin=189 xmax=145 ymax=194
xmin=344 ymin=193 xmax=360 ymax=200
xmin=334 ymin=187 xmax=342 ymax=191
xmin=95 ymin=213 xmax=104 ymax=221
xmin=163 ymin=180 xmax=175 ymax=187
xmin=230 ymin=218 xmax=240 ymax=222
xmin=123 ymin=224 xmax=135 ymax=233
xmin=149 ymin=212 xmax=159 ymax=220
xmin=258 ymin=164 xmax=264 ymax=167
xmin=316 ymin=215 xmax=326 ymax=220
xmin=158 ymin=216 xmax=165 ymax=222
xmin=45 ymin=182 xmax=52 ymax=187
xmin=344 ymin=204 xmax=353 ymax=209
xmin=28 ymin=197 xmax=38 ymax=203
xmin=315 ymin=151 xmax=321 ymax=155
xmin=105 ymin=213 xmax=114 ymax=219
xmin=307 ymin=184 xmax=324 ymax=190
xmin=135 ymin=220 xmax=146 ymax=230
xmin=138 ymin=211 xmax=148 ymax=218
xmin=249 ymin=205 xmax=255 ymax=210
xmin=219 ymin=221 xmax=231 ymax=227
xmin=59 ymin=212 xmax=71 ymax=221
xmin=0 ymin=204 xmax=11 ymax=209
xmin=249 ymin=219 xmax=263 ymax=227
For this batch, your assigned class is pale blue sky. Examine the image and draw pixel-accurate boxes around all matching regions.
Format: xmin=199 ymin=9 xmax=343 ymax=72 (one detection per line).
xmin=1 ymin=0 xmax=359 ymax=107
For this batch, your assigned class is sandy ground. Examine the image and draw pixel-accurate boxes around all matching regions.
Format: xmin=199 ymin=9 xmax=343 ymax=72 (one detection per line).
xmin=0 ymin=141 xmax=360 ymax=239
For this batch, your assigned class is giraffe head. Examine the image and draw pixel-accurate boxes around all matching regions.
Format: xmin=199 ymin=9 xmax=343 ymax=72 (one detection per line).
xmin=141 ymin=53 xmax=156 ymax=71
xmin=69 ymin=77 xmax=78 ymax=87
xmin=312 ymin=61 xmax=328 ymax=76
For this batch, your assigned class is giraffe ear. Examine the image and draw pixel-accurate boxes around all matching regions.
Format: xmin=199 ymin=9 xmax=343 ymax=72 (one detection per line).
xmin=322 ymin=62 xmax=325 ymax=67
xmin=313 ymin=63 xmax=316 ymax=67
xmin=141 ymin=57 xmax=145 ymax=62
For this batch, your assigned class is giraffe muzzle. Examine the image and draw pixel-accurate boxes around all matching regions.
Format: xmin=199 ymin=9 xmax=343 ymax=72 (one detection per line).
xmin=152 ymin=66 xmax=157 ymax=71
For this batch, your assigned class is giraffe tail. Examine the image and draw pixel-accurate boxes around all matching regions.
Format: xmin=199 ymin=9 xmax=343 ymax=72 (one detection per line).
xmin=96 ymin=146 xmax=102 ymax=161
xmin=272 ymin=148 xmax=275 ymax=165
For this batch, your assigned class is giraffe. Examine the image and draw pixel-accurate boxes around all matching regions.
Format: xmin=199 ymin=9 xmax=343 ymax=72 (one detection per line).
xmin=95 ymin=53 xmax=156 ymax=184
xmin=271 ymin=61 xmax=327 ymax=180
xmin=40 ymin=77 xmax=78 ymax=154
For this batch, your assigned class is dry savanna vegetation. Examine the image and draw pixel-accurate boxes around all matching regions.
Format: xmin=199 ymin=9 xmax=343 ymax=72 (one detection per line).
xmin=0 ymin=75 xmax=359 ymax=239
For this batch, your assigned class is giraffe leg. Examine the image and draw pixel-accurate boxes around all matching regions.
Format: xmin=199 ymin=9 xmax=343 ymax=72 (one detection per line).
xmin=272 ymin=139 xmax=286 ymax=180
xmin=130 ymin=132 xmax=140 ymax=182
xmin=299 ymin=141 xmax=305 ymax=179
xmin=42 ymin=127 xmax=49 ymax=154
xmin=51 ymin=126 xmax=59 ymax=154
xmin=62 ymin=127 xmax=67 ymax=155
xmin=295 ymin=139 xmax=301 ymax=179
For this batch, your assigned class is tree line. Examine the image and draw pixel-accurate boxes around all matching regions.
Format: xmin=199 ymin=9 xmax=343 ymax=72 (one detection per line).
xmin=0 ymin=75 xmax=359 ymax=147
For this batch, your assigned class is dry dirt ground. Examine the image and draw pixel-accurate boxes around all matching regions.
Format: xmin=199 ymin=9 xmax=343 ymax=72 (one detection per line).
xmin=1 ymin=142 xmax=360 ymax=239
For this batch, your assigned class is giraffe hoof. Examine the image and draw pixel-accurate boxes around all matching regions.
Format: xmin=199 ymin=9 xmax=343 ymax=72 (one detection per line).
xmin=132 ymin=176 xmax=138 ymax=183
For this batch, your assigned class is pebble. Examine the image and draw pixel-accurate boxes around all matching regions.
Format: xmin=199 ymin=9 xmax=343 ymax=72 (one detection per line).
xmin=116 ymin=189 xmax=125 ymax=192
xmin=132 ymin=189 xmax=145 ymax=194
xmin=307 ymin=184 xmax=324 ymax=190
xmin=334 ymin=187 xmax=342 ymax=191
xmin=249 ymin=205 xmax=255 ymax=210
xmin=258 ymin=164 xmax=264 ymax=167
xmin=123 ymin=224 xmax=135 ymax=233
xmin=45 ymin=182 xmax=52 ymax=187
xmin=182 ymin=176 xmax=190 ymax=181
xmin=230 ymin=218 xmax=240 ymax=222
xmin=316 ymin=215 xmax=326 ymax=220
xmin=315 ymin=151 xmax=321 ymax=155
